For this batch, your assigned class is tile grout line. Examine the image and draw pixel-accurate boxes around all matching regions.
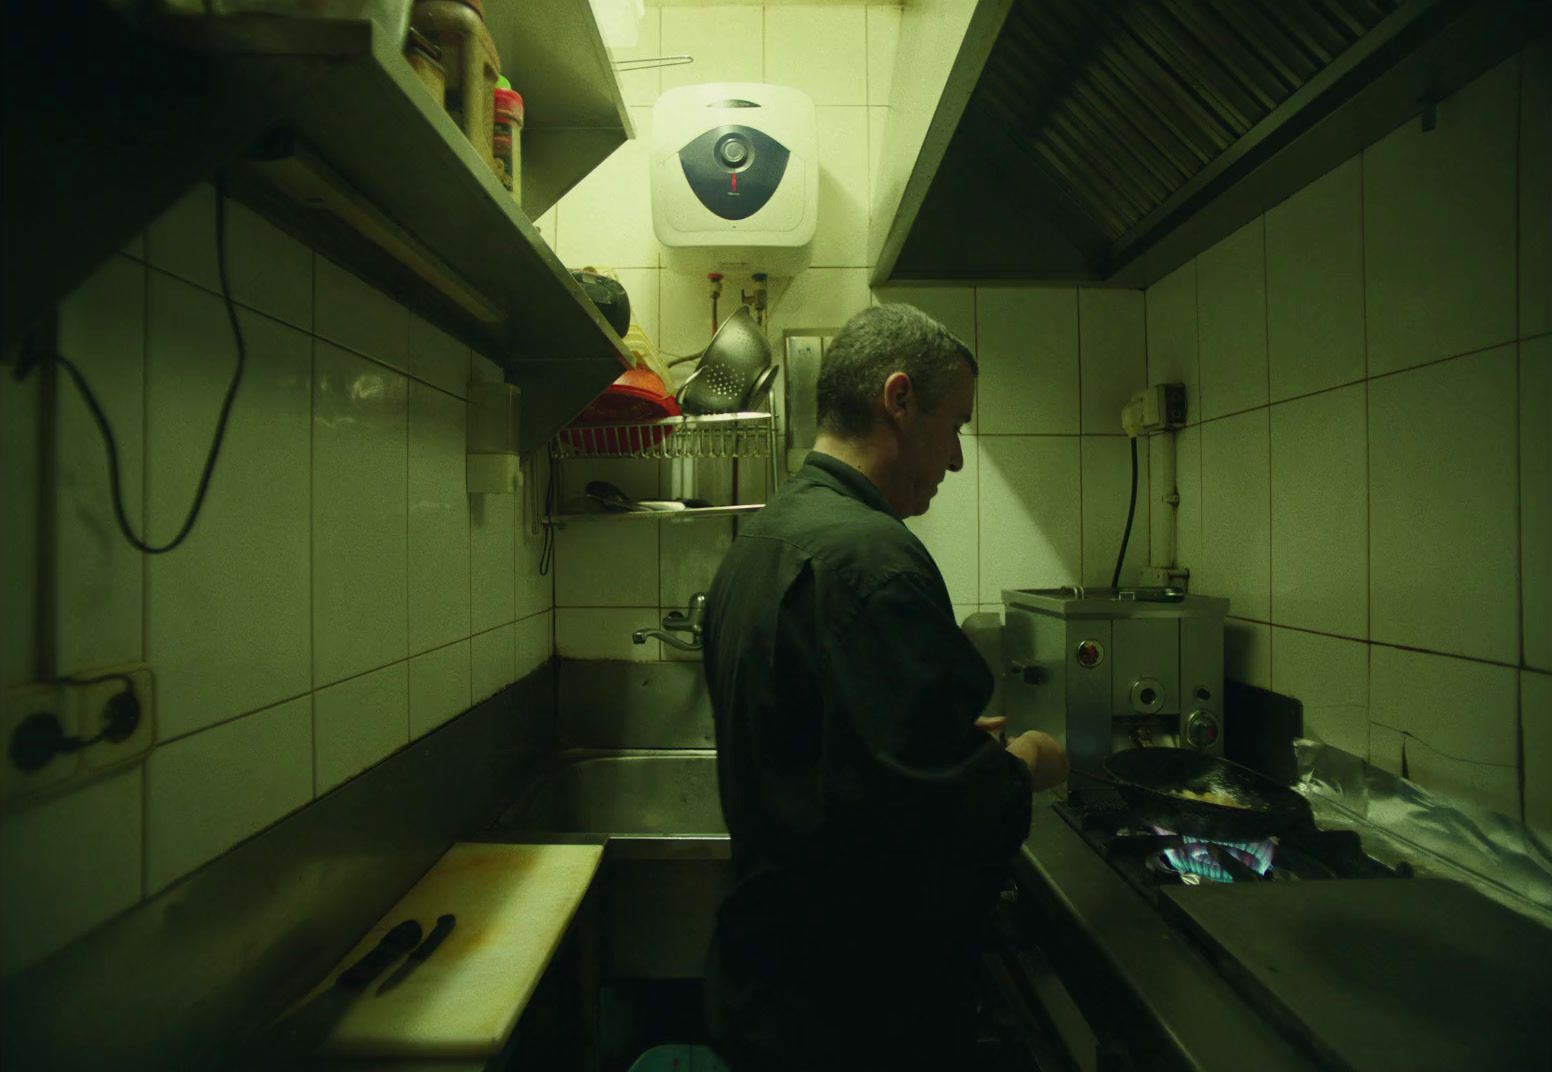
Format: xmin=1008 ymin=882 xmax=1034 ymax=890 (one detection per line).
xmin=1262 ymin=213 xmax=1274 ymax=684
xmin=309 ymin=253 xmax=319 ymax=801
xmin=1359 ymin=148 xmax=1374 ymax=764
xmin=1512 ymin=49 xmax=1526 ymax=820
xmin=1237 ymin=614 xmax=1543 ymax=674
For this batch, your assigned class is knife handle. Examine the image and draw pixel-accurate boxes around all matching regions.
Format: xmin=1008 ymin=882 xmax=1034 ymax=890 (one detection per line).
xmin=338 ymin=919 xmax=422 ymax=990
xmin=411 ymin=914 xmax=457 ymax=960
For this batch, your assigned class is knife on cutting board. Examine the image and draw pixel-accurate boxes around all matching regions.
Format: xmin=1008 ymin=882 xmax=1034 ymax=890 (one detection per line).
xmin=376 ymin=914 xmax=457 ymax=995
xmin=265 ymin=918 xmax=424 ymax=1057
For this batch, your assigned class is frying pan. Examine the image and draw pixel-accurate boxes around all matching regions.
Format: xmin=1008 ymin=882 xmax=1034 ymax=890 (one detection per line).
xmin=1090 ymin=748 xmax=1313 ymax=841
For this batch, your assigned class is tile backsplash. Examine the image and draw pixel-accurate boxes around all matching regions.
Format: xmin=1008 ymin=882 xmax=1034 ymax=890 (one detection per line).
xmin=552 ymin=17 xmax=1548 ymax=839
xmin=4 ymin=1 xmax=1545 ymax=991
xmin=0 ymin=184 xmax=553 ymax=976
xmin=1155 ymin=47 xmax=1550 ymax=826
xmin=550 ymin=5 xmax=1150 ymax=659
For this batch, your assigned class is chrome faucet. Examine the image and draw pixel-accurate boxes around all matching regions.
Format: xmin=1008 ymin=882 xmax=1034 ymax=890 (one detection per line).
xmin=633 ymin=593 xmax=707 ymax=653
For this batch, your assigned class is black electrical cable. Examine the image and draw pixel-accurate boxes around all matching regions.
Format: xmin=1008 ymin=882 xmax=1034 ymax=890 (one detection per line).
xmin=34 ymin=176 xmax=246 ymax=555
xmin=1111 ymin=436 xmax=1139 ymax=591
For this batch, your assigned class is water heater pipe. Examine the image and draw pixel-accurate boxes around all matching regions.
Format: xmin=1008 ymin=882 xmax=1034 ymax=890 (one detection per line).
xmin=1150 ymin=429 xmax=1179 ymax=571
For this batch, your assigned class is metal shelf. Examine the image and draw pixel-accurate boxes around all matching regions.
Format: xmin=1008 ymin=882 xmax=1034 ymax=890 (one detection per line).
xmin=544 ymin=504 xmax=764 ymax=526
xmin=4 ymin=4 xmax=634 ymax=453
xmin=547 ymin=412 xmax=779 ymax=524
xmin=552 ymin=412 xmax=777 ymax=462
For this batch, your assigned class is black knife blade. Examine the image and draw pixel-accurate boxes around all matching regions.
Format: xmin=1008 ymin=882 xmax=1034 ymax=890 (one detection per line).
xmin=376 ymin=913 xmax=457 ymax=996
xmin=337 ymin=918 xmax=423 ymax=991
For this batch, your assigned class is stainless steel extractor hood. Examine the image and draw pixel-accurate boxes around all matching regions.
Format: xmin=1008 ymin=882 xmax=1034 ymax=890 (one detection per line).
xmin=873 ymin=0 xmax=1548 ymax=287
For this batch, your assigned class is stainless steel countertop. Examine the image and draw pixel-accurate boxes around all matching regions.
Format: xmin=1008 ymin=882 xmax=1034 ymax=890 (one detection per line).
xmin=1014 ymin=800 xmax=1315 ymax=1072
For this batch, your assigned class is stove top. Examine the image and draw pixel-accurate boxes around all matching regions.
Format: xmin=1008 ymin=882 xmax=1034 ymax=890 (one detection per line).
xmin=1054 ymin=781 xmax=1408 ymax=907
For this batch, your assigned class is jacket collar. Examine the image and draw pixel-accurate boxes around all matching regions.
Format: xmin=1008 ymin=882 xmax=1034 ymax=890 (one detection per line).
xmin=802 ymin=451 xmax=897 ymax=518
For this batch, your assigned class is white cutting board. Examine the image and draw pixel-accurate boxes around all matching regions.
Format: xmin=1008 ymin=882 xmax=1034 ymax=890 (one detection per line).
xmin=299 ymin=842 xmax=604 ymax=1058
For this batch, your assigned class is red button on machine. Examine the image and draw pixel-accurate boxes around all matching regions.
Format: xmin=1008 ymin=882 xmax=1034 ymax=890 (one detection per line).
xmin=1075 ymin=640 xmax=1104 ymax=668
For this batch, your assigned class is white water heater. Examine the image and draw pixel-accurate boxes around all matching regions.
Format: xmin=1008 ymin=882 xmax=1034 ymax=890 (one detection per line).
xmin=651 ymin=83 xmax=817 ymax=275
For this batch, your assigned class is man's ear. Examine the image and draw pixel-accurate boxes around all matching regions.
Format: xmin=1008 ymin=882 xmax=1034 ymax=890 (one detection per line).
xmin=881 ymin=371 xmax=913 ymax=423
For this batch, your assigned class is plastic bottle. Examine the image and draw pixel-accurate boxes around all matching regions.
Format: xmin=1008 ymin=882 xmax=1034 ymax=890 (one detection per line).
xmin=410 ymin=0 xmax=502 ymax=170
xmin=493 ymin=86 xmax=524 ymax=204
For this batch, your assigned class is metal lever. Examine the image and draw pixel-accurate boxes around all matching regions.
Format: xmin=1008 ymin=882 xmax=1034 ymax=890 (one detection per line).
xmin=632 ymin=593 xmax=707 ymax=652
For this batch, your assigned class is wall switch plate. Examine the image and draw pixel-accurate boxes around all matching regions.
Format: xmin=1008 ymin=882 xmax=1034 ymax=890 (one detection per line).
xmin=73 ymin=663 xmax=155 ymax=774
xmin=1 ymin=682 xmax=80 ymax=804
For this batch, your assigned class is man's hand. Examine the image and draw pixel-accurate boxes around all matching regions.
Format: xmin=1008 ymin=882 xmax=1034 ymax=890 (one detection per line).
xmin=1007 ymin=730 xmax=1069 ymax=792
xmin=973 ymin=715 xmax=1007 ymax=735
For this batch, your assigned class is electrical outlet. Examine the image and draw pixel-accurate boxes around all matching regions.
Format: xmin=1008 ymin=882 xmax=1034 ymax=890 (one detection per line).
xmin=73 ymin=663 xmax=155 ymax=774
xmin=0 ymin=682 xmax=80 ymax=804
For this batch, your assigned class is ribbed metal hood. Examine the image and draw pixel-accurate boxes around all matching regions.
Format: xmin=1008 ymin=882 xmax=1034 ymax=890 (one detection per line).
xmin=978 ymin=0 xmax=1399 ymax=241
xmin=876 ymin=0 xmax=1545 ymax=286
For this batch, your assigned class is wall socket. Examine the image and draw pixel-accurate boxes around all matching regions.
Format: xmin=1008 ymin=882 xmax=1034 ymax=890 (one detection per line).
xmin=0 ymin=683 xmax=80 ymax=803
xmin=75 ymin=663 xmax=155 ymax=775
xmin=0 ymin=664 xmax=155 ymax=807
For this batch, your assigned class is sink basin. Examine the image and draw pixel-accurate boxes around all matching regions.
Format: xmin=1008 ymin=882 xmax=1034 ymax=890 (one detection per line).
xmin=499 ymin=749 xmax=726 ymax=836
xmin=493 ymin=749 xmax=731 ymax=979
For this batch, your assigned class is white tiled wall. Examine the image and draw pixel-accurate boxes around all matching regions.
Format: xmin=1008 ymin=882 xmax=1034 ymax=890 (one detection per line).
xmin=0 ymin=184 xmax=553 ymax=976
xmin=552 ymin=6 xmax=1149 ymax=657
xmin=1152 ymin=48 xmax=1551 ymax=827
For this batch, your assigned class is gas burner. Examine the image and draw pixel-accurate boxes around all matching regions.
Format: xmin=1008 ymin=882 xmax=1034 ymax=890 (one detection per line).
xmin=1147 ymin=828 xmax=1275 ymax=884
xmin=1052 ymin=795 xmax=1409 ymax=906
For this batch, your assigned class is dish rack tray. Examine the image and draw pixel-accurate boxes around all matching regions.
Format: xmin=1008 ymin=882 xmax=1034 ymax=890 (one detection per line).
xmin=552 ymin=411 xmax=776 ymax=461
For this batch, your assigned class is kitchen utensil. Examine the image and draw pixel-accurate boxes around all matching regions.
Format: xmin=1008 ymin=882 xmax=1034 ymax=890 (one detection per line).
xmin=583 ymin=481 xmax=702 ymax=512
xmin=1087 ymin=747 xmax=1313 ymax=840
xmin=560 ymin=368 xmax=681 ymax=454
xmin=678 ymin=305 xmax=772 ymax=415
xmin=571 ymin=270 xmax=632 ymax=336
xmin=338 ymin=918 xmax=423 ymax=989
xmin=289 ymin=843 xmax=603 ymax=1057
xmin=585 ymin=480 xmax=647 ymax=512
xmin=743 ymin=363 xmax=780 ymax=411
xmin=376 ymin=913 xmax=457 ymax=995
xmin=263 ymin=916 xmax=426 ymax=1059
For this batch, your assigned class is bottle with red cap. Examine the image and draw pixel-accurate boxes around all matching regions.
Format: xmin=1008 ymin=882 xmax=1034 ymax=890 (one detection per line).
xmin=493 ymin=83 xmax=524 ymax=205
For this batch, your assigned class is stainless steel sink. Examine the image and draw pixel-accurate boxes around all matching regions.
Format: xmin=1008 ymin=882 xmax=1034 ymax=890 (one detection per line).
xmin=499 ymin=749 xmax=726 ymax=837
xmin=493 ymin=748 xmax=731 ymax=979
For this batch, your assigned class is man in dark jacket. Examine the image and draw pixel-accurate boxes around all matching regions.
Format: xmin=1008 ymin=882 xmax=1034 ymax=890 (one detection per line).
xmin=702 ymin=304 xmax=1068 ymax=1070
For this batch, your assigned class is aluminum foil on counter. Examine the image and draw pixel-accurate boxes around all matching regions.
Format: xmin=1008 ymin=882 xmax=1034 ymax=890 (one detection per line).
xmin=1292 ymin=738 xmax=1552 ymax=927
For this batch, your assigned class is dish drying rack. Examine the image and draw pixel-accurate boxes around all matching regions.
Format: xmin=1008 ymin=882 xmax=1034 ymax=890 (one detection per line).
xmin=546 ymin=411 xmax=779 ymax=524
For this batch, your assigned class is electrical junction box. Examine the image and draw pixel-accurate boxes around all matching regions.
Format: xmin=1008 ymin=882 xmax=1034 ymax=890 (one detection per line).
xmin=1120 ymin=383 xmax=1187 ymax=436
xmin=652 ymin=83 xmax=817 ymax=276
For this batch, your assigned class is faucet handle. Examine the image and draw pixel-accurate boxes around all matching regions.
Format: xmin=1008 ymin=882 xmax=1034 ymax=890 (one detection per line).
xmin=663 ymin=592 xmax=708 ymax=633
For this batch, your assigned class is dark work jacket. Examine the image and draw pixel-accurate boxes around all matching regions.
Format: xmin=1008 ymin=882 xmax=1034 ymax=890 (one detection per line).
xmin=701 ymin=451 xmax=1032 ymax=1069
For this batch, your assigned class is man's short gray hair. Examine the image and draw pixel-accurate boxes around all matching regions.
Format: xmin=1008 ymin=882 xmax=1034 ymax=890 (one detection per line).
xmin=815 ymin=304 xmax=977 ymax=438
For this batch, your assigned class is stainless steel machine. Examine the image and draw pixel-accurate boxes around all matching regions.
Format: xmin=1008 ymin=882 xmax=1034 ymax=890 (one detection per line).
xmin=1002 ymin=588 xmax=1229 ymax=770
